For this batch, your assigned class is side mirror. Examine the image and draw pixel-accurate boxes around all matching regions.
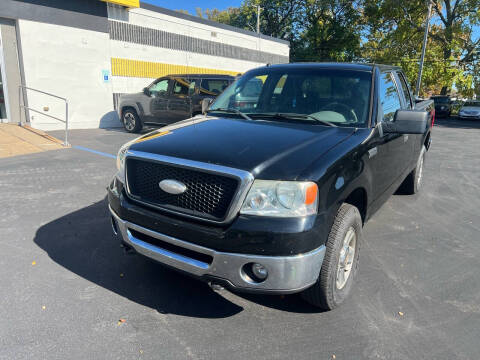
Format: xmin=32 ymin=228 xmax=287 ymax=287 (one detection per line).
xmin=143 ymin=87 xmax=151 ymax=96
xmin=202 ymin=98 xmax=214 ymax=114
xmin=383 ymin=110 xmax=427 ymax=134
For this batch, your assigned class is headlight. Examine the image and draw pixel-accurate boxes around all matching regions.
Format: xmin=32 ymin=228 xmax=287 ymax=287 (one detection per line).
xmin=240 ymin=180 xmax=318 ymax=217
xmin=116 ymin=139 xmax=137 ymax=177
xmin=116 ymin=143 xmax=129 ymax=171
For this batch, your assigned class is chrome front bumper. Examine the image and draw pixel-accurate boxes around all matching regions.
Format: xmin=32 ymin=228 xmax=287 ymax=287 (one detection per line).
xmin=110 ymin=207 xmax=325 ymax=294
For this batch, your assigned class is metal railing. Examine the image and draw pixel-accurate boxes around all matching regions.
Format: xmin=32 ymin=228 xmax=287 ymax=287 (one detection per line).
xmin=19 ymin=85 xmax=69 ymax=146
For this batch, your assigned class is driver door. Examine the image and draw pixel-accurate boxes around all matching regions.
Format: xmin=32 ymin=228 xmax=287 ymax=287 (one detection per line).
xmin=371 ymin=71 xmax=410 ymax=200
xmin=150 ymin=78 xmax=172 ymax=124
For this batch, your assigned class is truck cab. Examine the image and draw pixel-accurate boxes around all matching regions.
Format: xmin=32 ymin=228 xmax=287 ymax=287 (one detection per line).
xmin=108 ymin=63 xmax=433 ymax=310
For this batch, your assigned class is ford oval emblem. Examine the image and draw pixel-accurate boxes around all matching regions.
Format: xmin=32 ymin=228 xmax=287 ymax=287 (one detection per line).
xmin=159 ymin=179 xmax=187 ymax=195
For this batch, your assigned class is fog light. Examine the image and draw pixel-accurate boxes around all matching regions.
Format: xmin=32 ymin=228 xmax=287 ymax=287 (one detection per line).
xmin=251 ymin=263 xmax=268 ymax=280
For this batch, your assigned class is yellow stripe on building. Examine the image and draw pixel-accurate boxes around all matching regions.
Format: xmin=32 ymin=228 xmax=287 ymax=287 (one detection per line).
xmin=100 ymin=0 xmax=139 ymax=8
xmin=111 ymin=58 xmax=241 ymax=79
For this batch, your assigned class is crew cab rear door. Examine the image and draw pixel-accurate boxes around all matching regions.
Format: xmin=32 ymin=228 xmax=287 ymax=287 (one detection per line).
xmin=394 ymin=71 xmax=416 ymax=162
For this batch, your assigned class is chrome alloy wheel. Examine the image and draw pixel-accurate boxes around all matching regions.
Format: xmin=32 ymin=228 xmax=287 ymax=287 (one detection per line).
xmin=124 ymin=112 xmax=136 ymax=131
xmin=336 ymin=227 xmax=356 ymax=290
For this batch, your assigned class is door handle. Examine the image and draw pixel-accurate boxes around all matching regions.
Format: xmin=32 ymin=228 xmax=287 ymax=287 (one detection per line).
xmin=403 ymin=134 xmax=409 ymax=143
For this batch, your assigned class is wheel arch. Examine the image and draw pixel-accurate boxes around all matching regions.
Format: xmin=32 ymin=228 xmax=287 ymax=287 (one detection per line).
xmin=121 ymin=105 xmax=139 ymax=117
xmin=342 ymin=187 xmax=368 ymax=224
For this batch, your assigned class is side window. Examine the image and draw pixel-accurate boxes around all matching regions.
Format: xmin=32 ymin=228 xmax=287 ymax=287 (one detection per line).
xmin=188 ymin=79 xmax=197 ymax=96
xmin=379 ymin=72 xmax=402 ymax=122
xmin=396 ymin=72 xmax=413 ymax=109
xmin=273 ymin=74 xmax=288 ymax=94
xmin=149 ymin=79 xmax=169 ymax=96
xmin=172 ymin=78 xmax=189 ymax=95
xmin=200 ymin=79 xmax=230 ymax=95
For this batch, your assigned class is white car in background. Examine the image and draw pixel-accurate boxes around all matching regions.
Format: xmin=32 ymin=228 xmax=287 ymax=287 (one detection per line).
xmin=458 ymin=100 xmax=480 ymax=120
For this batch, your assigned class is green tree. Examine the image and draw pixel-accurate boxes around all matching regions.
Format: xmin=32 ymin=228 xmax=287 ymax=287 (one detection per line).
xmin=362 ymin=0 xmax=480 ymax=97
xmin=291 ymin=0 xmax=363 ymax=62
xmin=183 ymin=0 xmax=480 ymax=97
xmin=430 ymin=0 xmax=480 ymax=94
xmin=199 ymin=0 xmax=302 ymax=40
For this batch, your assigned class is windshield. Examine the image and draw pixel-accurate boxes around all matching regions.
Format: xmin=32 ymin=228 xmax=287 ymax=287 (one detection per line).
xmin=432 ymin=97 xmax=450 ymax=104
xmin=464 ymin=101 xmax=480 ymax=107
xmin=209 ymin=68 xmax=372 ymax=127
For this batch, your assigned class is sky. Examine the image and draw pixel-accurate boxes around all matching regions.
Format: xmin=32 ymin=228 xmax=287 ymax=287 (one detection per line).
xmin=142 ymin=0 xmax=242 ymax=15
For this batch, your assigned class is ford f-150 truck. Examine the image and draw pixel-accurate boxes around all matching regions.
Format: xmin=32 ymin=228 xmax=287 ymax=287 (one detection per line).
xmin=108 ymin=63 xmax=434 ymax=310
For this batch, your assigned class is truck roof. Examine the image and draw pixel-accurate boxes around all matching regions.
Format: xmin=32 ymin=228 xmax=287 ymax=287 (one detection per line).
xmin=253 ymin=62 xmax=401 ymax=73
xmin=166 ymin=74 xmax=235 ymax=79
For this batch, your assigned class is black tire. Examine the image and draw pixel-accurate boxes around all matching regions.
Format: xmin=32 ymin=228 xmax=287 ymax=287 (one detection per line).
xmin=122 ymin=108 xmax=143 ymax=133
xmin=401 ymin=145 xmax=426 ymax=195
xmin=301 ymin=203 xmax=362 ymax=310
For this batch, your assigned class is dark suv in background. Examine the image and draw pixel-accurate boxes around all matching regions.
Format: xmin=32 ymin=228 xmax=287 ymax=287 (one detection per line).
xmin=430 ymin=95 xmax=452 ymax=117
xmin=118 ymin=74 xmax=235 ymax=132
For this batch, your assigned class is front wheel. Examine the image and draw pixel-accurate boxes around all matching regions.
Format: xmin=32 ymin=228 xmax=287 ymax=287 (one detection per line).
xmin=122 ymin=109 xmax=143 ymax=133
xmin=301 ymin=203 xmax=362 ymax=310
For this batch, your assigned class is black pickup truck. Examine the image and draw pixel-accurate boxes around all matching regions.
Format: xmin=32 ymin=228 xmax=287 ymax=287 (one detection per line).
xmin=108 ymin=63 xmax=434 ymax=310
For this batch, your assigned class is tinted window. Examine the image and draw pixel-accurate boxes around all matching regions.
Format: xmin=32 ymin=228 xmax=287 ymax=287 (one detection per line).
xmin=172 ymin=78 xmax=189 ymax=95
xmin=233 ymin=76 xmax=264 ymax=110
xmin=187 ymin=79 xmax=197 ymax=95
xmin=149 ymin=79 xmax=169 ymax=95
xmin=200 ymin=79 xmax=230 ymax=95
xmin=380 ymin=72 xmax=401 ymax=122
xmin=432 ymin=97 xmax=449 ymax=104
xmin=211 ymin=68 xmax=372 ymax=127
xmin=396 ymin=72 xmax=412 ymax=108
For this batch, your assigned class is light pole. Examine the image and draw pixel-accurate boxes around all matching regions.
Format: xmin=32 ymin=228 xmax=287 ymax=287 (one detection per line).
xmin=256 ymin=5 xmax=262 ymax=34
xmin=415 ymin=0 xmax=433 ymax=98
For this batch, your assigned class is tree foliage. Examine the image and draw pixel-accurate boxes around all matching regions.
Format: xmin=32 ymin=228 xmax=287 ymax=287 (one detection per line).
xmin=181 ymin=0 xmax=480 ymax=97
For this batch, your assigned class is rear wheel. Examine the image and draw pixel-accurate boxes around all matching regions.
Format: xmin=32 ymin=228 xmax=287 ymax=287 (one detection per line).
xmin=401 ymin=145 xmax=426 ymax=195
xmin=122 ymin=108 xmax=142 ymax=133
xmin=301 ymin=203 xmax=362 ymax=310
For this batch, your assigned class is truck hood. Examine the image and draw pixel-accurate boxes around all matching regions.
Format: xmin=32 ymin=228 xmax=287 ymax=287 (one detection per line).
xmin=128 ymin=116 xmax=355 ymax=179
xmin=120 ymin=92 xmax=143 ymax=100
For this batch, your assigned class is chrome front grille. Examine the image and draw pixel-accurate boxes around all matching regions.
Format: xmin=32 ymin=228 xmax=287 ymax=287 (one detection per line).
xmin=124 ymin=151 xmax=254 ymax=223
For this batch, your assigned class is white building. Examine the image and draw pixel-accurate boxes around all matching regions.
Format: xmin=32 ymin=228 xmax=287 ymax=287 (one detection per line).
xmin=0 ymin=0 xmax=289 ymax=130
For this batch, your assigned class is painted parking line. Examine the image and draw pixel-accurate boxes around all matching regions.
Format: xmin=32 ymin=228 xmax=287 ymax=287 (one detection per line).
xmin=73 ymin=145 xmax=116 ymax=159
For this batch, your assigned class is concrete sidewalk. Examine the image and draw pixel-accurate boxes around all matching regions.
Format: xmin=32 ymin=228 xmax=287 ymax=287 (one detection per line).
xmin=0 ymin=124 xmax=65 ymax=158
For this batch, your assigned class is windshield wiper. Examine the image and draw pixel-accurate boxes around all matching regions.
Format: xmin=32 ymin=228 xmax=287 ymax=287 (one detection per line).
xmin=249 ymin=112 xmax=337 ymax=127
xmin=207 ymin=108 xmax=252 ymax=121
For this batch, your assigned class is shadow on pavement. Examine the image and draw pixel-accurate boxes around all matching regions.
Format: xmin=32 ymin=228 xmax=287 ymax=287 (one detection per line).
xmin=434 ymin=117 xmax=480 ymax=129
xmin=34 ymin=198 xmax=325 ymax=315
xmin=34 ymin=198 xmax=243 ymax=318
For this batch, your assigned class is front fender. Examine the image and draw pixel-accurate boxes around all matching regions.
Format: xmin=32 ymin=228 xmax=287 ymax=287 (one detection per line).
xmin=305 ymin=129 xmax=374 ymax=232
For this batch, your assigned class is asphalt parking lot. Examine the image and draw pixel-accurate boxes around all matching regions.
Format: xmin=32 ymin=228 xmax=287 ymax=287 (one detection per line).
xmin=1 ymin=118 xmax=479 ymax=360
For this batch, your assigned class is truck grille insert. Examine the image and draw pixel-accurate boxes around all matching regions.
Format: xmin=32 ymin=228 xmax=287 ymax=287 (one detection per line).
xmin=126 ymin=158 xmax=239 ymax=221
